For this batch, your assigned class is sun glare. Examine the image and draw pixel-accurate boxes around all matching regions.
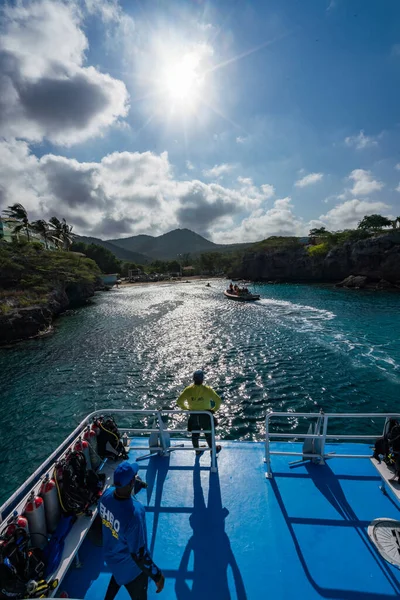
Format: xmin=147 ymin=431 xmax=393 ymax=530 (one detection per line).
xmin=158 ymin=50 xmax=207 ymax=108
xmin=164 ymin=56 xmax=200 ymax=100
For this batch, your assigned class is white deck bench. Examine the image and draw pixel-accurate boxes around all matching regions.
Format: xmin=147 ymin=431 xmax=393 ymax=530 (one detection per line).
xmin=369 ymin=457 xmax=400 ymax=502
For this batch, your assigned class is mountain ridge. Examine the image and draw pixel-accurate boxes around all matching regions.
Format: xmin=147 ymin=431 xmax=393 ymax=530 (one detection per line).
xmin=107 ymin=228 xmax=254 ymax=260
xmin=77 ymin=228 xmax=255 ymax=262
xmin=75 ymin=236 xmax=150 ymax=264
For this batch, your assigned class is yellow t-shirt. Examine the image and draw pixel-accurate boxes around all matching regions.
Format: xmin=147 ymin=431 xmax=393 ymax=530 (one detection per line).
xmin=177 ymin=383 xmax=222 ymax=412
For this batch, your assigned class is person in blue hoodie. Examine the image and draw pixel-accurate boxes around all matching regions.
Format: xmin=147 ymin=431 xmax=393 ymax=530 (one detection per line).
xmin=99 ymin=461 xmax=165 ymax=599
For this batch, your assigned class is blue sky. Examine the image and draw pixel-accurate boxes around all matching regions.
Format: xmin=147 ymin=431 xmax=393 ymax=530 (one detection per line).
xmin=0 ymin=0 xmax=399 ymax=242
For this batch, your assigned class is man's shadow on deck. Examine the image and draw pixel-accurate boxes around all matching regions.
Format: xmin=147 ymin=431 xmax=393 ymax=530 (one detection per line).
xmin=175 ymin=457 xmax=247 ymax=600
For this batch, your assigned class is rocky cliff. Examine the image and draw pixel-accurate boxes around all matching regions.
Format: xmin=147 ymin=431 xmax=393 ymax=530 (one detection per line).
xmin=0 ymin=241 xmax=101 ymax=344
xmin=236 ymin=233 xmax=400 ymax=287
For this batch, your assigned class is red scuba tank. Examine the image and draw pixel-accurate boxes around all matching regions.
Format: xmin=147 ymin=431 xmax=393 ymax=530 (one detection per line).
xmin=40 ymin=474 xmax=61 ymax=533
xmin=74 ymin=438 xmax=92 ymax=470
xmin=5 ymin=511 xmax=29 ymax=537
xmin=24 ymin=491 xmax=47 ymax=548
xmin=83 ymin=426 xmax=100 ymax=469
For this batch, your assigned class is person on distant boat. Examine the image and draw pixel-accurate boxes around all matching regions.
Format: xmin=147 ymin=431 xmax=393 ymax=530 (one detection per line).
xmin=233 ymin=284 xmax=239 ymax=294
xmin=100 ymin=461 xmax=165 ymax=600
xmin=229 ymin=282 xmax=234 ymax=292
xmin=177 ymin=370 xmax=222 ymax=454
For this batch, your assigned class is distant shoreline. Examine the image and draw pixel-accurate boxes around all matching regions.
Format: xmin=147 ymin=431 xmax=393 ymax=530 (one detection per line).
xmin=119 ymin=276 xmax=222 ymax=288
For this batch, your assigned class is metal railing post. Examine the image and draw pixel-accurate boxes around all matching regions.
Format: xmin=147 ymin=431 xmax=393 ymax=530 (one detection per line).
xmin=210 ymin=413 xmax=217 ymax=473
xmin=320 ymin=415 xmax=329 ymax=465
xmin=156 ymin=411 xmax=168 ymax=455
xmin=265 ymin=414 xmax=271 ymax=478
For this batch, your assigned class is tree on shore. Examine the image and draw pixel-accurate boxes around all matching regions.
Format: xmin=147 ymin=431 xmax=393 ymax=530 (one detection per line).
xmin=358 ymin=214 xmax=392 ymax=231
xmin=309 ymin=226 xmax=329 ymax=237
xmin=71 ymin=241 xmax=121 ymax=273
xmin=49 ymin=217 xmax=74 ymax=250
xmin=31 ymin=220 xmax=58 ymax=250
xmin=3 ymin=203 xmax=31 ymax=241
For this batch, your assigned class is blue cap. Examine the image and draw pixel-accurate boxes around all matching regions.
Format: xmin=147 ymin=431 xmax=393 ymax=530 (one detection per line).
xmin=193 ymin=369 xmax=204 ymax=384
xmin=114 ymin=461 xmax=139 ymax=487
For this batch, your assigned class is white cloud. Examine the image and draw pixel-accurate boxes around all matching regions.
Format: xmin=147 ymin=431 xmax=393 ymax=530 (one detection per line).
xmin=203 ymin=163 xmax=235 ymax=179
xmin=348 ymin=169 xmax=384 ymax=196
xmin=84 ymin=0 xmax=122 ymax=23
xmin=1 ymin=1 xmax=87 ymax=79
xmin=396 ymin=184 xmax=400 ymax=193
xmin=336 ymin=192 xmax=348 ymax=201
xmin=236 ymin=136 xmax=246 ymax=144
xmin=198 ymin=22 xmax=216 ymax=32
xmin=236 ymin=177 xmax=274 ymax=205
xmin=395 ymin=164 xmax=400 ymax=171
xmin=311 ymin=199 xmax=392 ymax=231
xmin=237 ymin=177 xmax=253 ymax=186
xmin=295 ymin=172 xmax=324 ymax=188
xmin=0 ymin=140 xmax=273 ymax=239
xmin=345 ymin=130 xmax=378 ymax=150
xmin=213 ymin=197 xmax=306 ymax=243
xmin=186 ymin=160 xmax=195 ymax=170
xmin=261 ymin=184 xmax=275 ymax=199
xmin=0 ymin=0 xmax=129 ymax=145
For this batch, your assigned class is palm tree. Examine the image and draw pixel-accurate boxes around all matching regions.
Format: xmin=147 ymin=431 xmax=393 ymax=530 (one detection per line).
xmin=31 ymin=220 xmax=58 ymax=250
xmin=49 ymin=217 xmax=74 ymax=250
xmin=2 ymin=203 xmax=31 ymax=241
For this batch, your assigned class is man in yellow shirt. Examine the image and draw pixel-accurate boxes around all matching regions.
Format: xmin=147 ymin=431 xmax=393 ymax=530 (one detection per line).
xmin=177 ymin=370 xmax=222 ymax=454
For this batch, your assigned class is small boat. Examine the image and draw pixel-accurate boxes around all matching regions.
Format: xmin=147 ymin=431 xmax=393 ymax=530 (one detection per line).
xmin=224 ymin=290 xmax=260 ymax=302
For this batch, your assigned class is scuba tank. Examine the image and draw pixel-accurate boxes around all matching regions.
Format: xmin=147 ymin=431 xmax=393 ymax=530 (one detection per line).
xmin=73 ymin=438 xmax=92 ymax=471
xmin=5 ymin=511 xmax=29 ymax=537
xmin=40 ymin=474 xmax=61 ymax=533
xmin=122 ymin=433 xmax=130 ymax=451
xmin=83 ymin=426 xmax=100 ymax=470
xmin=24 ymin=492 xmax=47 ymax=549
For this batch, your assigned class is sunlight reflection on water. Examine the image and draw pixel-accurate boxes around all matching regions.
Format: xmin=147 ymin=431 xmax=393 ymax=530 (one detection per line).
xmin=0 ymin=280 xmax=399 ymax=501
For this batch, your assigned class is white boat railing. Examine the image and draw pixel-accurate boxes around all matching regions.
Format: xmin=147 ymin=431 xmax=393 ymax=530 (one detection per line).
xmin=264 ymin=411 xmax=400 ymax=479
xmin=0 ymin=409 xmax=217 ymax=524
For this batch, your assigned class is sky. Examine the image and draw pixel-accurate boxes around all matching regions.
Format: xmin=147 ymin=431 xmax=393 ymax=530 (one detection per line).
xmin=0 ymin=0 xmax=399 ymax=243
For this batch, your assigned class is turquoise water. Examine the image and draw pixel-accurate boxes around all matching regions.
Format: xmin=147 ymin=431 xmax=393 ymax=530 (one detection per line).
xmin=1 ymin=281 xmax=399 ymax=503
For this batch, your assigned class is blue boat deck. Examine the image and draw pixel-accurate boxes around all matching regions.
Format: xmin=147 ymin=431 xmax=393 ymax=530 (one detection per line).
xmin=61 ymin=441 xmax=400 ymax=599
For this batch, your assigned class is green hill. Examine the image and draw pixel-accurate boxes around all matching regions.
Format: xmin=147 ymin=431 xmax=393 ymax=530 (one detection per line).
xmin=107 ymin=228 xmax=254 ymax=260
xmin=76 ymin=235 xmax=150 ymax=264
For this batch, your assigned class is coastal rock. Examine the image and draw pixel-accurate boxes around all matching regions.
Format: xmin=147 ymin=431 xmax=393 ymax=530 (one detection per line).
xmin=0 ymin=283 xmax=97 ymax=345
xmin=236 ymin=233 xmax=400 ymax=286
xmin=337 ymin=275 xmax=368 ymax=289
xmin=0 ymin=241 xmax=101 ymax=345
xmin=65 ymin=282 xmax=97 ymax=307
xmin=0 ymin=305 xmax=52 ymax=344
xmin=374 ymin=279 xmax=398 ymax=290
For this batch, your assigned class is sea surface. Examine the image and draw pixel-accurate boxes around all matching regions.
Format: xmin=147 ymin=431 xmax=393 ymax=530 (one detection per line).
xmin=1 ymin=280 xmax=400 ymax=503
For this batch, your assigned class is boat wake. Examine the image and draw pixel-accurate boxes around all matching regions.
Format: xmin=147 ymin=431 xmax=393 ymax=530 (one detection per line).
xmin=332 ymin=333 xmax=400 ymax=382
xmin=257 ymin=298 xmax=399 ymax=381
xmin=256 ymin=298 xmax=336 ymax=331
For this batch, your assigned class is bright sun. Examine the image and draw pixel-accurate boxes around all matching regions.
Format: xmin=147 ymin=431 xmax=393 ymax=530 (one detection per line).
xmin=159 ymin=51 xmax=206 ymax=107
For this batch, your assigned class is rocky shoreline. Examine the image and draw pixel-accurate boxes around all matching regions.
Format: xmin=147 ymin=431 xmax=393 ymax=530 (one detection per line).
xmin=0 ymin=282 xmax=98 ymax=346
xmin=235 ymin=233 xmax=400 ymax=290
xmin=0 ymin=241 xmax=101 ymax=346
